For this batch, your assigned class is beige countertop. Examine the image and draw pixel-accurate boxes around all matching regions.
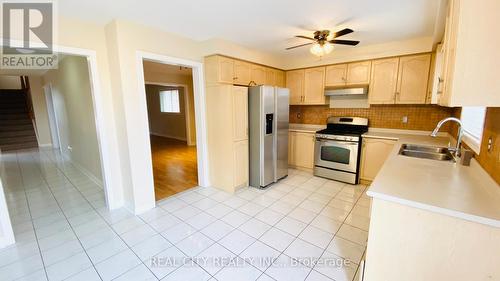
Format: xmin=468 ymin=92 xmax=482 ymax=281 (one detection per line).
xmin=364 ymin=130 xmax=500 ymax=228
xmin=289 ymin=123 xmax=325 ymax=133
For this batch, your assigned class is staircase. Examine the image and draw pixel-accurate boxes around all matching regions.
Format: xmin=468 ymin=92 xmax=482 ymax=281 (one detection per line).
xmin=0 ymin=90 xmax=38 ymax=151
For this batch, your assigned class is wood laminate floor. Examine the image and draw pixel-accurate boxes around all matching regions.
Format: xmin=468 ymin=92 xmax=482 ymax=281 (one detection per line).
xmin=150 ymin=135 xmax=198 ymax=200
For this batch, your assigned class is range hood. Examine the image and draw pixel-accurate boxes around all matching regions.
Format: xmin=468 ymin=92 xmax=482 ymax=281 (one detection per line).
xmin=324 ymin=86 xmax=368 ymax=96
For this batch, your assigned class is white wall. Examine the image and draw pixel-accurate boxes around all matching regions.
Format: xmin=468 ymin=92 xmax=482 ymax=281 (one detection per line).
xmin=42 ymin=56 xmax=103 ymax=184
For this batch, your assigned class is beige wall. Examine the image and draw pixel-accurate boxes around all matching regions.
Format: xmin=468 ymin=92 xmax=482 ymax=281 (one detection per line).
xmin=0 ymin=76 xmax=22 ymax=89
xmin=143 ymin=61 xmax=196 ymax=144
xmin=145 ymin=85 xmax=187 ymax=141
xmin=0 ymin=16 xmax=454 ymax=213
xmin=42 ymin=56 xmax=103 ymax=183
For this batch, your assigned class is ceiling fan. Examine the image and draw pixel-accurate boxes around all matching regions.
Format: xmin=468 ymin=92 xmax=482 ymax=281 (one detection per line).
xmin=287 ymin=28 xmax=360 ymax=57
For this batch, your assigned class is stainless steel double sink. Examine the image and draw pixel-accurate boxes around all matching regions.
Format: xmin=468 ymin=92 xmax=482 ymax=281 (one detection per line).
xmin=398 ymin=144 xmax=456 ymax=162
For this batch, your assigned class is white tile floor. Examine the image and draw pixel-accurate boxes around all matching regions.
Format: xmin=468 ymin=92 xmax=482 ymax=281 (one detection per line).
xmin=0 ymin=149 xmax=371 ymax=281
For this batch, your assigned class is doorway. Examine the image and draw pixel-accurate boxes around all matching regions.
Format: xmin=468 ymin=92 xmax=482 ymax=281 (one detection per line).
xmin=43 ymin=83 xmax=61 ymax=151
xmin=142 ymin=61 xmax=199 ymax=200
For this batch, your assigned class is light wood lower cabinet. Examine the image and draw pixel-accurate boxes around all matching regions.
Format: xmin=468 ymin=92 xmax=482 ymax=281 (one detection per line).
xmin=206 ymin=85 xmax=249 ymax=192
xmin=288 ymin=131 xmax=315 ymax=170
xmin=233 ymin=139 xmax=249 ymax=188
xmin=360 ymin=138 xmax=396 ymax=181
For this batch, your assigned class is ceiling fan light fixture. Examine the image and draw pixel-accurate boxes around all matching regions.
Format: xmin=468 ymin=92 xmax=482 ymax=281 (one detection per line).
xmin=310 ymin=42 xmax=334 ymax=57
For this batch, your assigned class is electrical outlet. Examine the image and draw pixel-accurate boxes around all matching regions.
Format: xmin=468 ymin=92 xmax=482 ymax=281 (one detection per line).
xmin=487 ymin=137 xmax=493 ymax=152
xmin=402 ymin=116 xmax=408 ymax=123
xmin=67 ymin=145 xmax=73 ymax=152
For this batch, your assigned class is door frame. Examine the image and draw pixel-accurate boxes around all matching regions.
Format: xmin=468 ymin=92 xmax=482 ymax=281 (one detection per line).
xmin=144 ymin=81 xmax=194 ymax=146
xmin=136 ymin=52 xmax=210 ymax=205
xmin=42 ymin=83 xmax=62 ymax=151
xmin=0 ymin=39 xmax=122 ymax=247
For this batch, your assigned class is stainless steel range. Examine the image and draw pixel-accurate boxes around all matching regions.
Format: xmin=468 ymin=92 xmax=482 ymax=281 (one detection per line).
xmin=314 ymin=117 xmax=368 ymax=184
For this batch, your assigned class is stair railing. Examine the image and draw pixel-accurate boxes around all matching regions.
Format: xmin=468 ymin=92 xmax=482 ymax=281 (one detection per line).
xmin=20 ymin=76 xmax=38 ymax=141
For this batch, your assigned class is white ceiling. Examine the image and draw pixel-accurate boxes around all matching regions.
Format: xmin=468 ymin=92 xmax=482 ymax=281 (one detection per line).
xmin=59 ymin=0 xmax=441 ymax=56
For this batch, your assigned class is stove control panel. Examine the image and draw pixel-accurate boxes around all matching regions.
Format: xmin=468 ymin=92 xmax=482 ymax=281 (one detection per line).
xmin=315 ymin=134 xmax=360 ymax=142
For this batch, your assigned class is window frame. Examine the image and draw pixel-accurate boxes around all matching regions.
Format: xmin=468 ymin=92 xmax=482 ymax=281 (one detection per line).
xmin=159 ymin=89 xmax=181 ymax=114
xmin=460 ymin=107 xmax=486 ymax=154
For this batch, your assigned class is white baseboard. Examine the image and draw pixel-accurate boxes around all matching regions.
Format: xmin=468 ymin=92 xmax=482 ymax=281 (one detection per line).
xmin=38 ymin=143 xmax=53 ymax=148
xmin=150 ymin=132 xmax=187 ymax=142
xmin=62 ymin=154 xmax=104 ymax=188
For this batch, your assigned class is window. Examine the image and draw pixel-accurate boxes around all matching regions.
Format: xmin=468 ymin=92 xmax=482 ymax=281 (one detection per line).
xmin=159 ymin=90 xmax=180 ymax=113
xmin=460 ymin=107 xmax=486 ymax=153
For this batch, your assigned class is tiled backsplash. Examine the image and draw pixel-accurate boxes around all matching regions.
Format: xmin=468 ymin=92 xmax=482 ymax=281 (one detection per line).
xmin=448 ymin=107 xmax=499 ymax=185
xmin=289 ymin=104 xmax=499 ymax=185
xmin=476 ymin=108 xmax=500 ymax=185
xmin=289 ymin=104 xmax=455 ymax=131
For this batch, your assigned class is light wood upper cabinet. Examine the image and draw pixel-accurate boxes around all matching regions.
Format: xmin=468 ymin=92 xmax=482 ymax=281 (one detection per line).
xmin=275 ymin=70 xmax=286 ymax=87
xmin=289 ymin=131 xmax=315 ymax=169
xmin=265 ymin=68 xmax=275 ymax=85
xmin=250 ymin=65 xmax=266 ymax=85
xmin=234 ymin=60 xmax=251 ymax=85
xmin=218 ymin=57 xmax=235 ymax=84
xmin=360 ymin=138 xmax=396 ymax=181
xmin=369 ymin=58 xmax=400 ymax=104
xmin=435 ymin=0 xmax=500 ymax=106
xmin=346 ymin=61 xmax=371 ymax=85
xmin=396 ymin=54 xmax=431 ymax=104
xmin=325 ymin=61 xmax=371 ymax=87
xmin=325 ymin=64 xmax=347 ymax=87
xmin=286 ymin=69 xmax=305 ymax=105
xmin=205 ymin=55 xmax=234 ymax=84
xmin=303 ymin=67 xmax=326 ymax=105
xmin=232 ymin=86 xmax=248 ymax=141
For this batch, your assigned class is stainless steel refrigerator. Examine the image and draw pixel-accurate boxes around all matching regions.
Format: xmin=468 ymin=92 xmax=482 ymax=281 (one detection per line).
xmin=248 ymin=85 xmax=289 ymax=188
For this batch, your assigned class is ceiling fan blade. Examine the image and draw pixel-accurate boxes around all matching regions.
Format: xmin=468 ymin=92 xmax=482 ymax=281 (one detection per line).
xmin=329 ymin=39 xmax=360 ymax=46
xmin=295 ymin=35 xmax=316 ymax=41
xmin=286 ymin=42 xmax=313 ymax=50
xmin=332 ymin=28 xmax=354 ymax=38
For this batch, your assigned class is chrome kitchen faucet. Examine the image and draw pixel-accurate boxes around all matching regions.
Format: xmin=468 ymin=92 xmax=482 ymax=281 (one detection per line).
xmin=430 ymin=117 xmax=463 ymax=158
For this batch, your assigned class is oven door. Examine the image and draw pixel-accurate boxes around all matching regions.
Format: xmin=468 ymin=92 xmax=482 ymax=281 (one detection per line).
xmin=314 ymin=138 xmax=359 ymax=173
